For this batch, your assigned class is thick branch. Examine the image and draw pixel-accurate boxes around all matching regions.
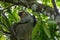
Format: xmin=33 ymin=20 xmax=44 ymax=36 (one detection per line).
xmin=0 ymin=0 xmax=16 ymax=4
xmin=0 ymin=0 xmax=27 ymax=7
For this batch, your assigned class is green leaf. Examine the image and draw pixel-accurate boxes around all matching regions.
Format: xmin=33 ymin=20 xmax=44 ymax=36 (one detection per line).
xmin=32 ymin=21 xmax=40 ymax=40
xmin=0 ymin=35 xmax=6 ymax=40
xmin=42 ymin=25 xmax=51 ymax=38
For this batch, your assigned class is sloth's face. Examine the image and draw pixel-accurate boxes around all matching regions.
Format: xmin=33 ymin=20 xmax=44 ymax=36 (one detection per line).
xmin=18 ymin=11 xmax=27 ymax=18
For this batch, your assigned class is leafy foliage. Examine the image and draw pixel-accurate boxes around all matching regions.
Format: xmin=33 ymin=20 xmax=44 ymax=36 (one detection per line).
xmin=32 ymin=13 xmax=58 ymax=40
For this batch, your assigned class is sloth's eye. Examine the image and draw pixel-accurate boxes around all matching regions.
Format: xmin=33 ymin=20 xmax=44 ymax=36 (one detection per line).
xmin=18 ymin=12 xmax=23 ymax=16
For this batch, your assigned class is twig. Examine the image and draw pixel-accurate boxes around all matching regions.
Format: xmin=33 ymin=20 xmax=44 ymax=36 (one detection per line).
xmin=0 ymin=30 xmax=11 ymax=34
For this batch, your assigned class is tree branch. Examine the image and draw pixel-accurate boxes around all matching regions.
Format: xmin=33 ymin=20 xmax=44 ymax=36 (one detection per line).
xmin=51 ymin=0 xmax=60 ymax=15
xmin=0 ymin=0 xmax=29 ymax=7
